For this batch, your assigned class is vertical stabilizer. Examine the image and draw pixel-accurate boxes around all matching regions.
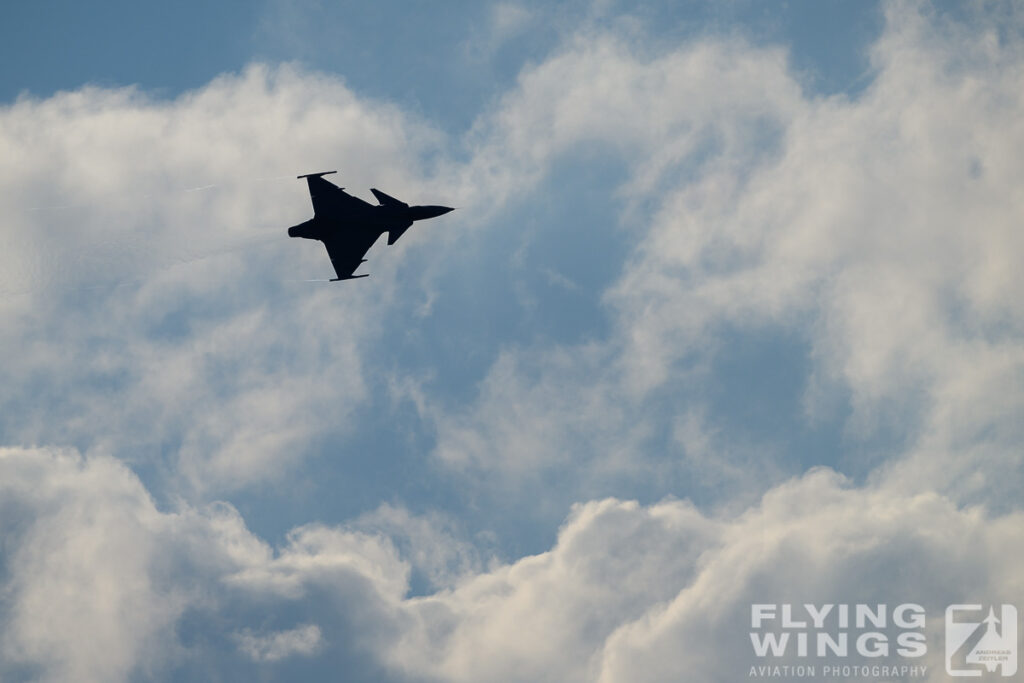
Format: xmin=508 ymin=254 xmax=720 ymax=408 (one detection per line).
xmin=371 ymin=188 xmax=408 ymax=207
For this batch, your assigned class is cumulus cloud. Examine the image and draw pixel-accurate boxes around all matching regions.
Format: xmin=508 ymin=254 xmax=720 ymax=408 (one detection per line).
xmin=235 ymin=623 xmax=323 ymax=662
xmin=608 ymin=0 xmax=1024 ymax=466
xmin=352 ymin=503 xmax=486 ymax=591
xmin=382 ymin=469 xmax=1024 ymax=683
xmin=0 ymin=448 xmax=185 ymax=683
xmin=591 ymin=469 xmax=1024 ymax=683
xmin=386 ymin=494 xmax=721 ymax=682
xmin=3 ymin=448 xmax=1020 ymax=682
xmin=430 ymin=0 xmax=1024 ymax=512
xmin=0 ymin=64 xmax=449 ymax=492
xmin=0 ymin=447 xmax=408 ymax=682
xmin=1 ymin=2 xmax=1022 ymax=682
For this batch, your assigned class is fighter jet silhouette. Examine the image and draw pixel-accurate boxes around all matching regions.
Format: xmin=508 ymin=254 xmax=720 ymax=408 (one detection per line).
xmin=287 ymin=171 xmax=453 ymax=281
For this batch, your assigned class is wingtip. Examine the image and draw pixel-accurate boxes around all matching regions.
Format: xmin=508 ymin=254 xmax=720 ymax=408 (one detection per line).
xmin=296 ymin=170 xmax=338 ymax=179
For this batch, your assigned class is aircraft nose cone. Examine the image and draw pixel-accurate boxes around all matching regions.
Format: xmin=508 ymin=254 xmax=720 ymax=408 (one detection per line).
xmin=413 ymin=205 xmax=454 ymax=220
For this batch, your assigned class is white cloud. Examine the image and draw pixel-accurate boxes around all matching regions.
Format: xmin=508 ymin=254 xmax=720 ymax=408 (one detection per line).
xmin=235 ymin=624 xmax=323 ymax=662
xmin=0 ymin=446 xmax=409 ymax=682
xmin=386 ymin=495 xmax=720 ymax=682
xmin=1 ymin=2 xmax=1022 ymax=682
xmin=352 ymin=503 xmax=486 ymax=591
xmin=592 ymin=469 xmax=1024 ymax=682
xmin=0 ymin=64 xmax=449 ymax=492
xmin=458 ymin=31 xmax=800 ymax=213
xmin=0 ymin=447 xmax=206 ymax=682
xmin=1 ymin=453 xmax=1021 ymax=682
xmin=382 ymin=470 xmax=1024 ymax=682
xmin=429 ymin=0 xmax=1024 ymax=512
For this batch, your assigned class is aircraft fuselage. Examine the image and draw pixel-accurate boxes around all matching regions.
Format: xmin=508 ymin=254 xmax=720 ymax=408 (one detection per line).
xmin=285 ymin=172 xmax=453 ymax=280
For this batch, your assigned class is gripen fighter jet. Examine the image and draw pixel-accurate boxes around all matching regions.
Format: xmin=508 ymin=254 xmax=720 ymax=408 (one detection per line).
xmin=287 ymin=171 xmax=454 ymax=281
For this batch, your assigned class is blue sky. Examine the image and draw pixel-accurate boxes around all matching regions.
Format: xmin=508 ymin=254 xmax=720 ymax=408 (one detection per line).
xmin=1 ymin=1 xmax=881 ymax=116
xmin=1 ymin=2 xmax=1023 ymax=681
